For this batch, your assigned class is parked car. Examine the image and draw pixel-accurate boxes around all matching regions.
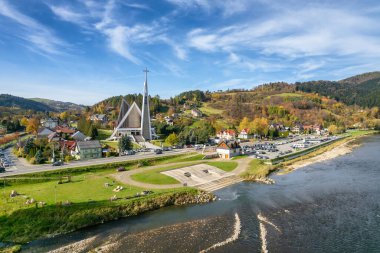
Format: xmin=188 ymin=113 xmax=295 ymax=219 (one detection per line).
xmin=184 ymin=172 xmax=191 ymax=177
xmin=116 ymin=167 xmax=126 ymax=172
xmin=155 ymin=149 xmax=163 ymax=154
xmin=52 ymin=161 xmax=63 ymax=166
xmin=0 ymin=167 xmax=6 ymax=173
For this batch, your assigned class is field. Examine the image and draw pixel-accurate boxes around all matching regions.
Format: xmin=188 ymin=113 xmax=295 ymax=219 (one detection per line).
xmin=240 ymin=159 xmax=274 ymax=179
xmin=131 ymin=160 xmax=238 ymax=185
xmin=96 ymin=129 xmax=113 ymax=140
xmin=207 ymin=161 xmax=238 ymax=172
xmin=199 ymin=102 xmax=225 ymax=115
xmin=0 ymin=153 xmax=212 ymax=245
xmin=266 ymin=92 xmax=303 ymax=99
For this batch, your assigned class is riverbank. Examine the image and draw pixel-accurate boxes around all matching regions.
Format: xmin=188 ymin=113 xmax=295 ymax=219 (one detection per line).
xmin=0 ymin=188 xmax=214 ymax=251
xmin=241 ymin=130 xmax=378 ymax=179
xmin=279 ymin=130 xmax=378 ymax=174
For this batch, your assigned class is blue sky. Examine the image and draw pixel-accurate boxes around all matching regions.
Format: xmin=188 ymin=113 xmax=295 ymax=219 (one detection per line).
xmin=0 ymin=0 xmax=380 ymax=105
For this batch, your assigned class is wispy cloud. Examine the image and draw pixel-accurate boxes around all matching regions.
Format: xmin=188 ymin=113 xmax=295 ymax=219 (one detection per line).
xmin=187 ymin=7 xmax=380 ymax=58
xmin=0 ymin=0 xmax=67 ymax=55
xmin=49 ymin=5 xmax=87 ymax=27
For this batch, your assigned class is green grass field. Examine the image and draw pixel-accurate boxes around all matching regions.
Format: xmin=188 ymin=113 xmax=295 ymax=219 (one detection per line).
xmin=96 ymin=129 xmax=113 ymax=140
xmin=131 ymin=160 xmax=238 ymax=185
xmin=266 ymin=93 xmax=303 ymax=99
xmin=241 ymin=159 xmax=273 ymax=179
xmin=0 ymin=169 xmax=146 ymax=216
xmin=207 ymin=161 xmax=238 ymax=172
xmin=199 ymin=103 xmax=225 ymax=115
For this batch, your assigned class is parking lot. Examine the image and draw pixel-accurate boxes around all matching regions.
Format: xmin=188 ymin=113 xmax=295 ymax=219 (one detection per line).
xmin=161 ymin=164 xmax=230 ymax=186
xmin=240 ymin=135 xmax=338 ymax=160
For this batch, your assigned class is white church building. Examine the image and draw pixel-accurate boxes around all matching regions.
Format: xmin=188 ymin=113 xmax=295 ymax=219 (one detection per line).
xmin=109 ymin=69 xmax=156 ymax=142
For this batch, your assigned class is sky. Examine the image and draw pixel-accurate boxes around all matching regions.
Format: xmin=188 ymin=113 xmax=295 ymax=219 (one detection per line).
xmin=0 ymin=0 xmax=380 ymax=105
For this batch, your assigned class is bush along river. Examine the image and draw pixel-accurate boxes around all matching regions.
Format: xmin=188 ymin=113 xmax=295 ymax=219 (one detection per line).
xmin=24 ymin=135 xmax=380 ymax=253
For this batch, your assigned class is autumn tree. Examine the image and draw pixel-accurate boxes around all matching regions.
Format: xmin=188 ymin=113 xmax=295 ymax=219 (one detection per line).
xmin=328 ymin=125 xmax=338 ymax=135
xmin=238 ymin=117 xmax=250 ymax=131
xmin=26 ymin=118 xmax=40 ymax=136
xmin=20 ymin=117 xmax=28 ymax=127
xmin=165 ymin=133 xmax=179 ymax=146
xmin=250 ymin=117 xmax=269 ymax=137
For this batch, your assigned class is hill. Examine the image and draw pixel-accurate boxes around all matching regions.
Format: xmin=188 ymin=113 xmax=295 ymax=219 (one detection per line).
xmin=0 ymin=94 xmax=55 ymax=112
xmin=30 ymin=98 xmax=84 ymax=112
xmin=296 ymin=72 xmax=380 ymax=108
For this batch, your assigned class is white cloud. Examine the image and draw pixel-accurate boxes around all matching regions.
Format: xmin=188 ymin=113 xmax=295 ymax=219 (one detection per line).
xmin=49 ymin=5 xmax=86 ymax=26
xmin=187 ymin=7 xmax=380 ymax=59
xmin=0 ymin=1 xmax=66 ymax=55
xmin=165 ymin=0 xmax=252 ymax=16
xmin=103 ymin=25 xmax=140 ymax=64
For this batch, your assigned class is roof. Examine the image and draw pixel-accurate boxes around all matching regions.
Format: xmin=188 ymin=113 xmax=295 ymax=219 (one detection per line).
xmin=240 ymin=128 xmax=250 ymax=133
xmin=76 ymin=140 xmax=101 ymax=149
xmin=71 ymin=131 xmax=87 ymax=141
xmin=60 ymin=140 xmax=76 ymax=151
xmin=55 ymin=126 xmax=75 ymax=134
xmin=37 ymin=127 xmax=54 ymax=135
xmin=218 ymin=129 xmax=236 ymax=135
xmin=217 ymin=140 xmax=241 ymax=149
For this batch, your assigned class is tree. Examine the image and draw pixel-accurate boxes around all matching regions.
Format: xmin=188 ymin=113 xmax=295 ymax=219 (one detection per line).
xmin=328 ymin=124 xmax=338 ymax=135
xmin=165 ymin=133 xmax=179 ymax=146
xmin=250 ymin=117 xmax=269 ymax=137
xmin=118 ymin=135 xmax=132 ymax=153
xmin=26 ymin=118 xmax=40 ymax=136
xmin=238 ymin=117 xmax=250 ymax=131
xmin=20 ymin=117 xmax=28 ymax=127
xmin=34 ymin=150 xmax=44 ymax=164
xmin=60 ymin=111 xmax=69 ymax=122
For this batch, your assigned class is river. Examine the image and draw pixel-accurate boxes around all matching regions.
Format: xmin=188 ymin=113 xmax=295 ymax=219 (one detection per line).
xmin=24 ymin=135 xmax=380 ymax=252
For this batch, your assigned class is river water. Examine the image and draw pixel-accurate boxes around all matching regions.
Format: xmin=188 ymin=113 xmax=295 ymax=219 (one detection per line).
xmin=24 ymin=135 xmax=380 ymax=253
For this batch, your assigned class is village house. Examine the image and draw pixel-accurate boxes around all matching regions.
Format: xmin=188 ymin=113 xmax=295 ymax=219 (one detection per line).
xmin=73 ymin=140 xmax=102 ymax=160
xmin=191 ymin=108 xmax=203 ymax=118
xmin=90 ymin=114 xmax=108 ymax=124
xmin=291 ymin=123 xmax=304 ymax=134
xmin=164 ymin=116 xmax=174 ymax=126
xmin=238 ymin=128 xmax=253 ymax=139
xmin=216 ymin=140 xmax=242 ymax=159
xmin=59 ymin=140 xmax=77 ymax=156
xmin=71 ymin=131 xmax=90 ymax=141
xmin=37 ymin=127 xmax=54 ymax=138
xmin=41 ymin=118 xmax=59 ymax=129
xmin=217 ymin=130 xmax=236 ymax=140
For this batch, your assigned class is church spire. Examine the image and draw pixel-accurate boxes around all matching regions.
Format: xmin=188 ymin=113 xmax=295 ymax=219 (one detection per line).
xmin=141 ymin=67 xmax=152 ymax=140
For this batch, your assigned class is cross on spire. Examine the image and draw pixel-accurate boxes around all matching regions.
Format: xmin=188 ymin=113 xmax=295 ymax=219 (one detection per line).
xmin=143 ymin=67 xmax=149 ymax=82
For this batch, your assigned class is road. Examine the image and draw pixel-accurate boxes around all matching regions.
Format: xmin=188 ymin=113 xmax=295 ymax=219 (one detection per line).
xmin=0 ymin=149 xmax=190 ymax=178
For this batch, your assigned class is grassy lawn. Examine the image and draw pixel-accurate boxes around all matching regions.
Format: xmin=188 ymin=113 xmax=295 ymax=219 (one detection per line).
xmin=199 ymin=103 xmax=225 ymax=115
xmin=96 ymin=129 xmax=113 ymax=140
xmin=101 ymin=140 xmax=141 ymax=150
xmin=130 ymin=161 xmax=204 ymax=185
xmin=207 ymin=161 xmax=238 ymax=172
xmin=241 ymin=159 xmax=274 ymax=179
xmin=266 ymin=93 xmax=303 ymax=99
xmin=0 ymin=171 xmax=145 ymax=216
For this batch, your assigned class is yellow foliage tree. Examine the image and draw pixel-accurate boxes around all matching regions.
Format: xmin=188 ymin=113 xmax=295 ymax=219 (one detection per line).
xmin=328 ymin=124 xmax=338 ymax=135
xmin=238 ymin=117 xmax=250 ymax=131
xmin=20 ymin=117 xmax=28 ymax=127
xmin=26 ymin=118 xmax=40 ymax=136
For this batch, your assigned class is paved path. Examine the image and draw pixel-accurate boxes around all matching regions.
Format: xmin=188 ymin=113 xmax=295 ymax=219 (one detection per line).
xmin=112 ymin=161 xmax=204 ymax=189
xmin=0 ymin=149 xmax=190 ymax=177
xmin=113 ymin=157 xmax=252 ymax=192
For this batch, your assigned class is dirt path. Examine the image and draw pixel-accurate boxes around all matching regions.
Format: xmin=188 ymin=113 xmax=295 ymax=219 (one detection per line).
xmin=232 ymin=158 xmax=251 ymax=175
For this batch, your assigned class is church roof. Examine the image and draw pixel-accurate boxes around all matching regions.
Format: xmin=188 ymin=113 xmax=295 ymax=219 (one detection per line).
xmin=117 ymin=98 xmax=130 ymax=126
